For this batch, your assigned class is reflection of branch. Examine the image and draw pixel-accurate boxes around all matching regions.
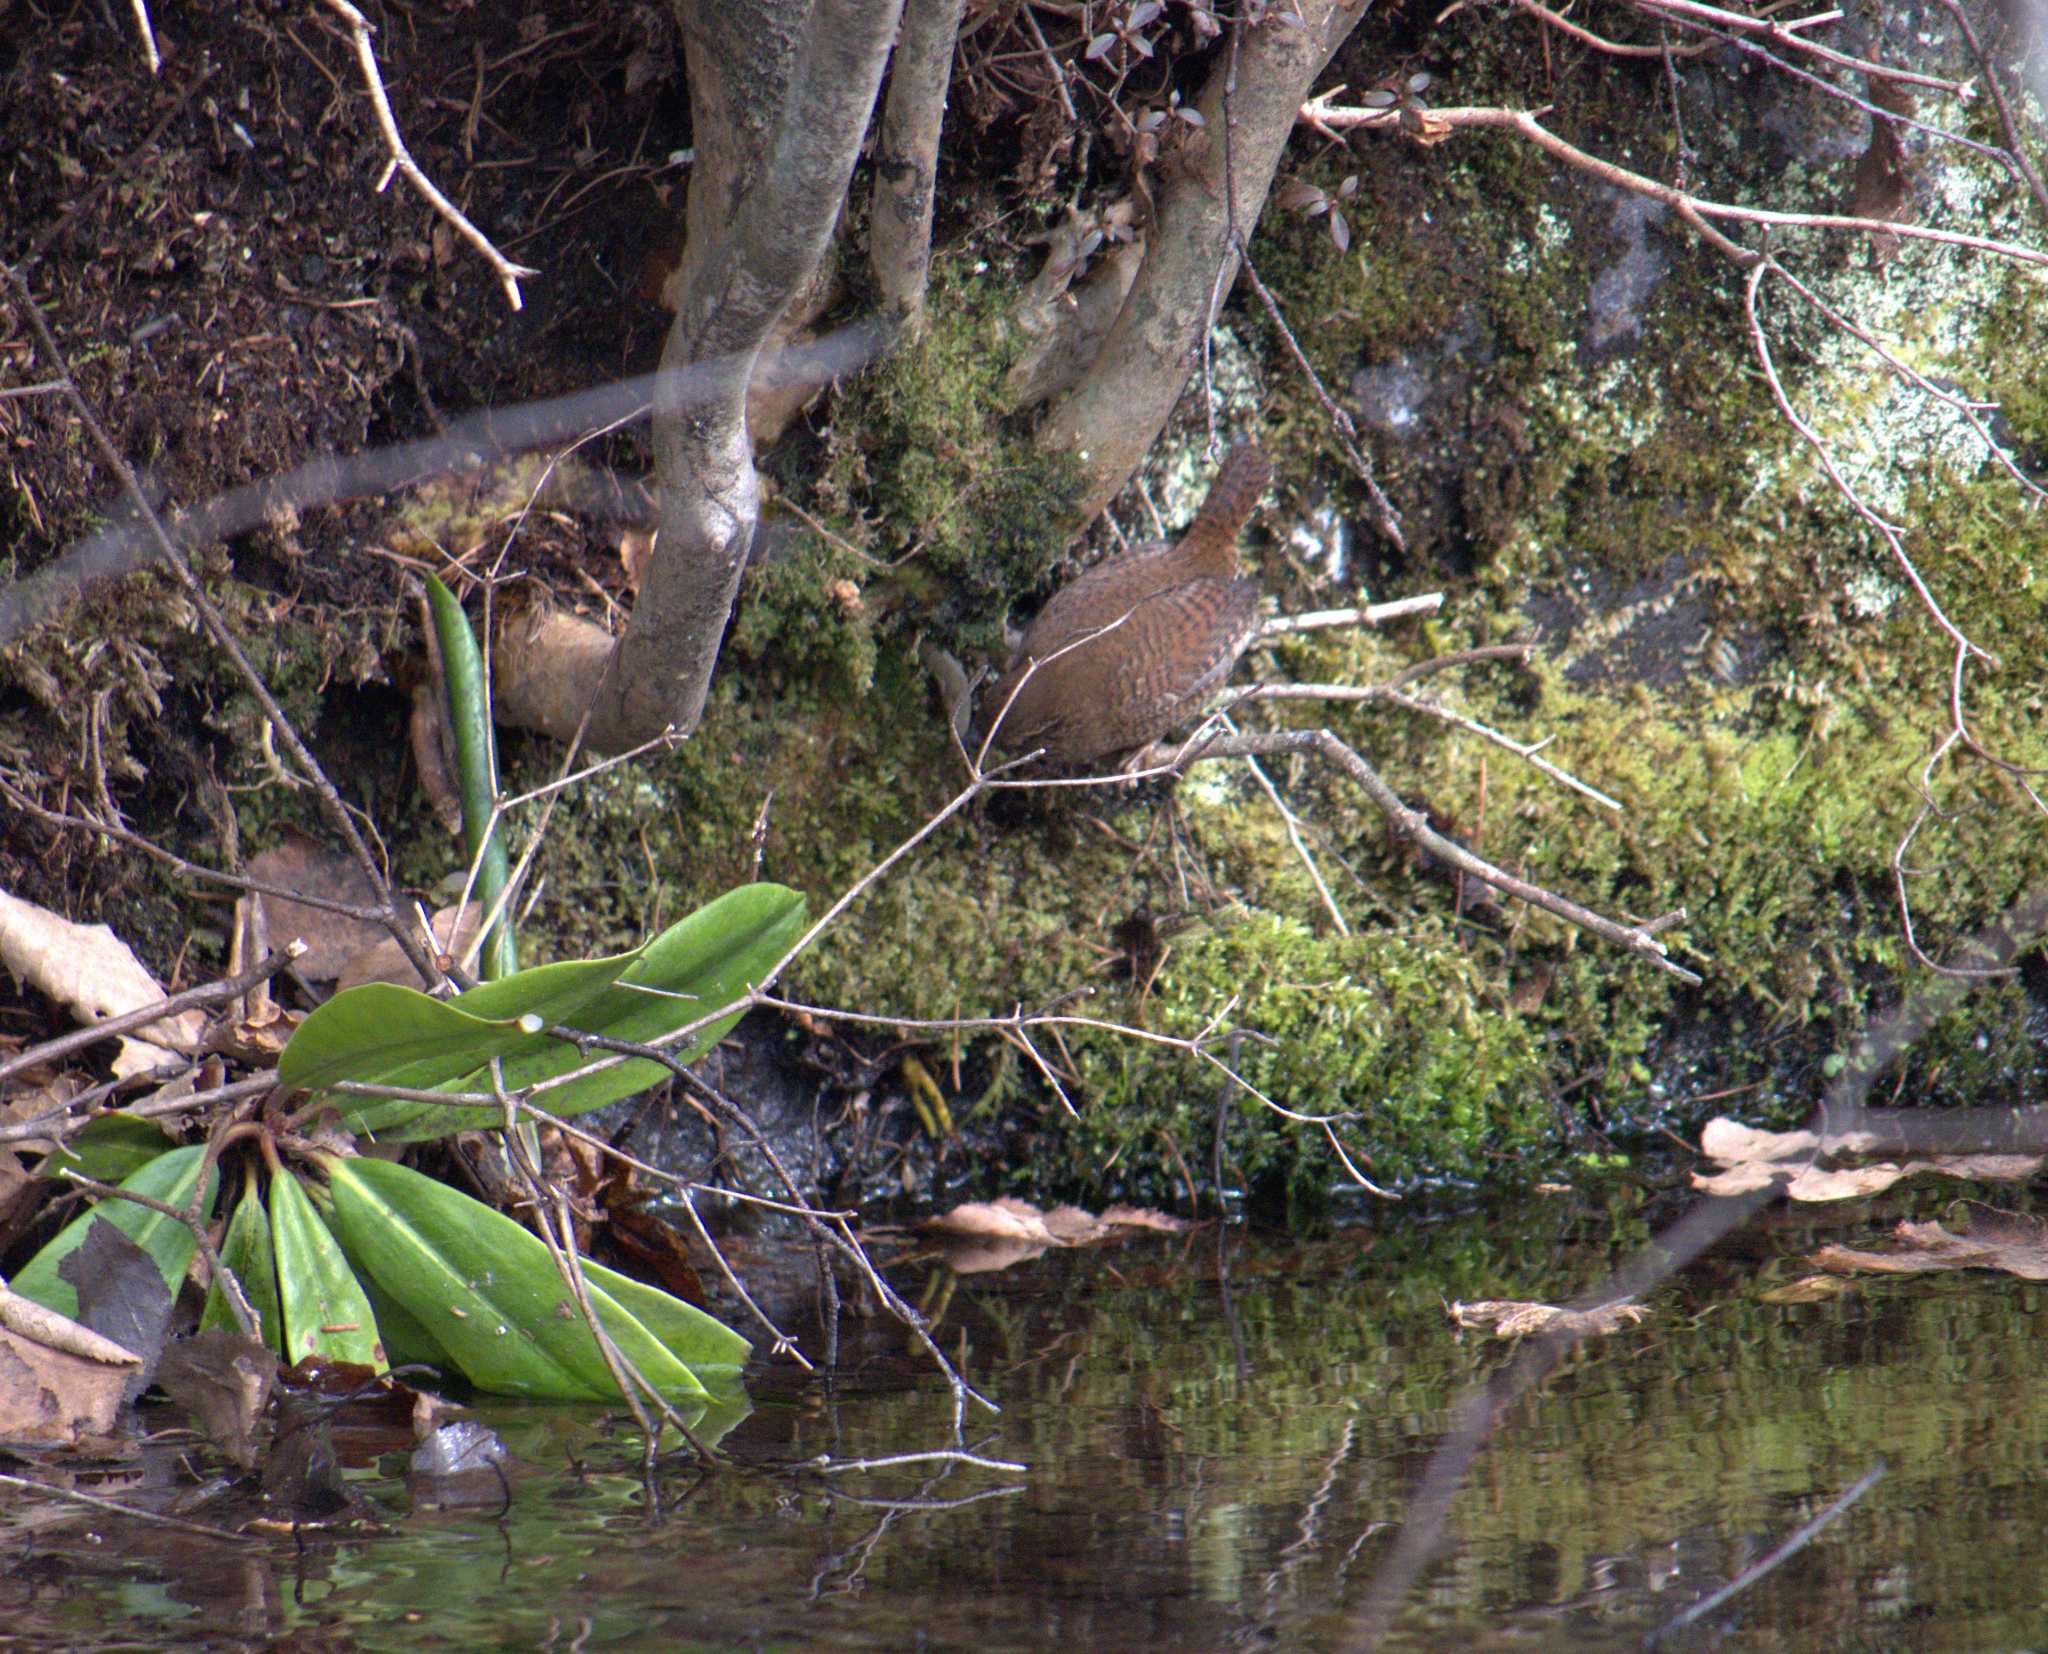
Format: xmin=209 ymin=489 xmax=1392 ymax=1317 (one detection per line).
xmin=1647 ymin=1462 xmax=1887 ymax=1645
xmin=805 ymin=1448 xmax=1028 ymax=1474
xmin=1354 ymin=880 xmax=2048 ymax=1635
xmin=313 ymin=0 xmax=539 ymax=311
xmin=0 ymin=1471 xmax=245 ymax=1544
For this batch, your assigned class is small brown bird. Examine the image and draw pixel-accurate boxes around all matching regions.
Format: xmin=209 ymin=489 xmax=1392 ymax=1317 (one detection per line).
xmin=983 ymin=443 xmax=1272 ymax=765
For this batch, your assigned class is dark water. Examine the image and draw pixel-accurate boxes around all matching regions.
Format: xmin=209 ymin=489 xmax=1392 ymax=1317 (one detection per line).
xmin=8 ymin=1188 xmax=2048 ymax=1650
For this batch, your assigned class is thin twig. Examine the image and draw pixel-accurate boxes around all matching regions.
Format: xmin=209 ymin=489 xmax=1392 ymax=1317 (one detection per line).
xmin=313 ymin=0 xmax=539 ymax=310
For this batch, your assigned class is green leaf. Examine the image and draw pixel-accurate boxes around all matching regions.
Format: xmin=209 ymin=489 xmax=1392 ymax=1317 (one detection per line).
xmin=47 ymin=1115 xmax=177 ymax=1184
xmin=270 ymin=1169 xmax=385 ymax=1370
xmin=11 ymin=1146 xmax=218 ymax=1321
xmin=278 ymin=981 xmax=576 ymax=1096
xmin=325 ymin=1156 xmax=748 ymax=1402
xmin=355 ymin=1270 xmax=453 ymax=1371
xmin=425 ymin=573 xmax=516 ymax=981
xmin=574 ymin=1255 xmax=750 ymax=1377
xmin=283 ymin=884 xmax=807 ymax=1143
xmin=200 ymin=1176 xmax=282 ymax=1349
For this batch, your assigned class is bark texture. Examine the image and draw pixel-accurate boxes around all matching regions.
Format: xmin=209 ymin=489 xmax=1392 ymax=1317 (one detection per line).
xmin=1039 ymin=0 xmax=1365 ymax=518
xmin=869 ymin=0 xmax=967 ymax=328
xmin=567 ymin=0 xmax=906 ymax=753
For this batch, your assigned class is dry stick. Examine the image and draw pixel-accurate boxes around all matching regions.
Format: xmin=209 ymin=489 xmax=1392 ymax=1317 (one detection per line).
xmin=1656 ymin=9 xmax=2018 ymax=177
xmin=1300 ymin=101 xmax=2048 ymax=271
xmin=1932 ymin=0 xmax=2048 ymax=226
xmin=1184 ymin=729 xmax=1700 ymax=982
xmin=490 ymin=1064 xmax=707 ymax=1464
xmin=127 ymin=1074 xmax=277 ymax=1123
xmin=750 ymin=995 xmax=1350 ymax=1125
xmin=472 ymin=1013 xmax=999 ymax=1428
xmin=0 ymin=943 xmax=302 ymax=1087
xmin=0 ymin=260 xmax=444 ymax=992
xmin=667 ymin=1187 xmax=815 ymax=1370
xmin=1321 ymin=92 xmax=2043 ymax=974
xmin=1471 ymin=0 xmax=1726 ymax=59
xmin=313 ymin=0 xmax=538 ymax=311
xmin=126 ymin=0 xmax=161 ymax=73
xmin=666 ymin=1066 xmax=995 ymax=1428
xmin=0 ymin=1471 xmax=248 ymax=1544
xmin=1220 ymin=711 xmax=1350 ymax=935
xmin=1765 ymin=258 xmax=2047 ymax=503
xmin=1236 ymin=246 xmax=1406 ymax=547
xmin=1623 ymin=0 xmax=1970 ymax=90
xmin=1257 ymin=593 xmax=1443 ymax=635
xmin=1230 ymin=680 xmax=1624 ymax=812
xmin=1741 ymin=263 xmax=1988 ymax=667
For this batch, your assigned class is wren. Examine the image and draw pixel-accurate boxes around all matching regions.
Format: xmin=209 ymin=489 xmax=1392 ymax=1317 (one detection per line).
xmin=982 ymin=443 xmax=1272 ymax=765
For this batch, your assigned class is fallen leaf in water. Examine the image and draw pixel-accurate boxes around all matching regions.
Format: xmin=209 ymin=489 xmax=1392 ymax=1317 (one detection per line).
xmin=1812 ymin=1203 xmax=2048 ymax=1282
xmin=925 ymin=1198 xmax=1061 ymax=1245
xmin=0 ymin=888 xmax=204 ymax=1076
xmin=1691 ymin=1114 xmax=2039 ymax=1200
xmin=1099 ymin=1205 xmax=1194 ymax=1233
xmin=157 ymin=1330 xmax=277 ymax=1470
xmin=1448 ymin=1298 xmax=1649 ymax=1339
xmin=1758 ymin=1274 xmax=1855 ymax=1304
xmin=918 ymin=1199 xmax=1198 ymax=1273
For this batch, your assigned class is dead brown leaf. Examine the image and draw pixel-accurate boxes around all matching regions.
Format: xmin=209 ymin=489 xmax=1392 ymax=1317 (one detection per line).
xmin=0 ymin=1284 xmax=142 ymax=1444
xmin=1448 ymin=1298 xmax=1649 ymax=1340
xmin=1691 ymin=1114 xmax=2039 ymax=1201
xmin=1812 ymin=1203 xmax=2048 ymax=1282
xmin=156 ymin=1330 xmax=277 ymax=1470
xmin=244 ymin=831 xmax=388 ymax=981
xmin=0 ymin=887 xmax=204 ymax=1076
xmin=919 ymin=1198 xmax=1198 ymax=1274
xmin=335 ymin=903 xmax=481 ymax=991
xmin=1098 ymin=1205 xmax=1196 ymax=1233
xmin=923 ymin=1198 xmax=1062 ymax=1245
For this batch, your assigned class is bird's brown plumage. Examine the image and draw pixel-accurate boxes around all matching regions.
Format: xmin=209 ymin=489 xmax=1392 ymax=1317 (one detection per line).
xmin=983 ymin=443 xmax=1272 ymax=764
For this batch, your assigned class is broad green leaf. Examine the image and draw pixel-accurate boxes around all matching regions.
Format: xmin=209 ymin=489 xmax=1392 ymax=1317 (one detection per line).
xmin=574 ymin=1255 xmax=750 ymax=1377
xmin=200 ymin=1179 xmax=282 ymax=1349
xmin=270 ymin=1169 xmax=384 ymax=1370
xmin=48 ymin=1115 xmax=177 ymax=1184
xmin=325 ymin=1156 xmax=747 ymax=1402
xmin=310 ymin=884 xmax=806 ymax=1143
xmin=355 ymin=1270 xmax=454 ymax=1371
xmin=278 ymin=981 xmax=575 ymax=1096
xmin=11 ymin=1146 xmax=218 ymax=1321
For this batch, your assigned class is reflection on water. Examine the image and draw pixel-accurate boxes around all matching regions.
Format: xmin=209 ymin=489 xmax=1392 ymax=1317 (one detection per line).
xmin=7 ymin=1189 xmax=2048 ymax=1650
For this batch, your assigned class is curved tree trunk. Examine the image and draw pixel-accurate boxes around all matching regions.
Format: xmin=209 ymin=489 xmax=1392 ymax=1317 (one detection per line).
xmin=1038 ymin=0 xmax=1365 ymax=519
xmin=519 ymin=0 xmax=905 ymax=754
xmin=870 ymin=0 xmax=967 ymax=329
